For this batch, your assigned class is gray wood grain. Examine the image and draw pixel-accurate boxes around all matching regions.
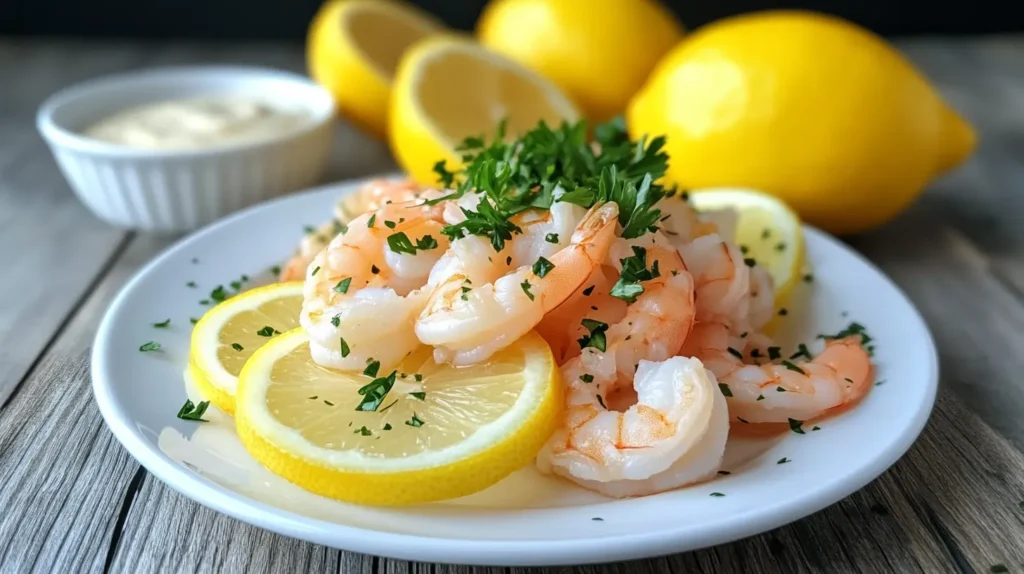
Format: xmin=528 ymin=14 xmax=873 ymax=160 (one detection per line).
xmin=3 ymin=36 xmax=1024 ymax=574
xmin=0 ymin=234 xmax=171 ymax=574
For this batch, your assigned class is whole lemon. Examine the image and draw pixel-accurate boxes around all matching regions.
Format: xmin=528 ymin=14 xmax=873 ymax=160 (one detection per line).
xmin=477 ymin=0 xmax=683 ymax=122
xmin=628 ymin=10 xmax=977 ymax=235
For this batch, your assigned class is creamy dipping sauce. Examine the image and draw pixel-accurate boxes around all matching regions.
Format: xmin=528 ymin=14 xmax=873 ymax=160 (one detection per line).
xmin=82 ymin=94 xmax=313 ymax=150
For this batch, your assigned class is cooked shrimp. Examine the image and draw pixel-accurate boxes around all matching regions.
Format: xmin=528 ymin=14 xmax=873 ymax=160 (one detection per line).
xmin=679 ymin=319 xmax=873 ymax=424
xmin=679 ymin=233 xmax=750 ymax=327
xmin=278 ymin=179 xmax=427 ymax=282
xmin=415 ymin=202 xmax=619 ymax=366
xmin=536 ymin=356 xmax=728 ymax=498
xmin=535 ymin=266 xmax=626 ymax=364
xmin=301 ymin=201 xmax=449 ymax=371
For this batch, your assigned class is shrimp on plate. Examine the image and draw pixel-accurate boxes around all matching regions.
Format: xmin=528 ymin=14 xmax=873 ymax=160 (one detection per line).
xmin=536 ymin=241 xmax=721 ymax=497
xmin=415 ymin=201 xmax=619 ymax=366
xmin=536 ymin=356 xmax=728 ymax=498
xmin=279 ymin=178 xmax=425 ymax=281
xmin=679 ymin=318 xmax=873 ymax=424
xmin=300 ymin=199 xmax=450 ymax=371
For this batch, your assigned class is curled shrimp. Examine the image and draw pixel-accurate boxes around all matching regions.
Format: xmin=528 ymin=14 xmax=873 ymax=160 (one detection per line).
xmin=279 ymin=178 xmax=426 ymax=282
xmin=679 ymin=319 xmax=873 ymax=424
xmin=536 ymin=356 xmax=728 ymax=498
xmin=300 ymin=200 xmax=450 ymax=371
xmin=415 ymin=202 xmax=619 ymax=366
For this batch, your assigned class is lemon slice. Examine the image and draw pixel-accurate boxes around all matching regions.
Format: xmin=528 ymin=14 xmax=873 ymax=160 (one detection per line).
xmin=235 ymin=328 xmax=562 ymax=506
xmin=189 ymin=282 xmax=304 ymax=414
xmin=689 ymin=188 xmax=805 ymax=320
xmin=307 ymin=0 xmax=445 ymax=138
xmin=389 ymin=35 xmax=579 ymax=186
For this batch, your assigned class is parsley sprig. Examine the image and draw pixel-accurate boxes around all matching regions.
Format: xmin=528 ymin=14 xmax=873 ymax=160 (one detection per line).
xmin=431 ymin=117 xmax=678 ymax=251
xmin=610 ymin=246 xmax=661 ymax=303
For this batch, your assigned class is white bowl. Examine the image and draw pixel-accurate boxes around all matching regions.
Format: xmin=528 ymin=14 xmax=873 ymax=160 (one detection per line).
xmin=37 ymin=65 xmax=336 ymax=233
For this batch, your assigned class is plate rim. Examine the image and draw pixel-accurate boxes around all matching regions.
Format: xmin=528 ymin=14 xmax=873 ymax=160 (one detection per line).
xmin=91 ymin=178 xmax=939 ymax=566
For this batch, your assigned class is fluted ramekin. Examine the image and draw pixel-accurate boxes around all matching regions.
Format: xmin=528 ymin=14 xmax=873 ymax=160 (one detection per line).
xmin=37 ymin=66 xmax=336 ymax=233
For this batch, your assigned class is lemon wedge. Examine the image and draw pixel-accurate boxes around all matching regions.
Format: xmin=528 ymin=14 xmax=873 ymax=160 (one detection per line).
xmin=235 ymin=328 xmax=562 ymax=506
xmin=689 ymin=188 xmax=805 ymax=321
xmin=307 ymin=0 xmax=445 ymax=138
xmin=189 ymin=282 xmax=304 ymax=414
xmin=389 ymin=35 xmax=579 ymax=186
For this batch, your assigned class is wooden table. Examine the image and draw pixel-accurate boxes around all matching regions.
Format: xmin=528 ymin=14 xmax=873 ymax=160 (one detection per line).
xmin=2 ymin=37 xmax=1024 ymax=574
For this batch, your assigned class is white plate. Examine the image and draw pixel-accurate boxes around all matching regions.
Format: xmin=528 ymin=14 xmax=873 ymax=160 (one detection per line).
xmin=92 ymin=178 xmax=938 ymax=566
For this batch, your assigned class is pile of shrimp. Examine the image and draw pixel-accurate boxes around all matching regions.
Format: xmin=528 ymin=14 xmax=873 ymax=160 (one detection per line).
xmin=287 ymin=179 xmax=874 ymax=499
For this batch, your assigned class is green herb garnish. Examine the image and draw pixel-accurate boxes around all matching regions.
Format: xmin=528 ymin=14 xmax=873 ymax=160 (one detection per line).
xmin=176 ymin=399 xmax=209 ymax=422
xmin=139 ymin=341 xmax=161 ymax=352
xmin=356 ymin=370 xmax=396 ymax=411
xmin=577 ymin=318 xmax=609 ymax=352
xmin=406 ymin=413 xmax=424 ymax=427
xmin=532 ymin=256 xmax=555 ymax=278
xmin=610 ymin=246 xmax=660 ymax=303
xmin=256 ymin=326 xmax=275 ymax=337
xmin=363 ymin=360 xmax=381 ymax=377
xmin=152 ymin=319 xmax=170 ymax=328
xmin=231 ymin=343 xmax=244 ymax=351
xmin=333 ymin=277 xmax=352 ymax=294
xmin=339 ymin=337 xmax=350 ymax=358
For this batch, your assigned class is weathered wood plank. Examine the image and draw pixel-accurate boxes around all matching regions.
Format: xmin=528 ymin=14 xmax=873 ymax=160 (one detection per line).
xmin=0 ymin=42 xmax=151 ymax=404
xmin=0 ymin=234 xmax=172 ymax=574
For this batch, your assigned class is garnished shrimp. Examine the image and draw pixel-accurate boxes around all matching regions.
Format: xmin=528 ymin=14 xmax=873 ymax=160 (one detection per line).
xmin=279 ymin=179 xmax=426 ymax=281
xmin=679 ymin=318 xmax=873 ymax=424
xmin=535 ymin=266 xmax=625 ymax=364
xmin=415 ymin=202 xmax=619 ymax=366
xmin=537 ymin=356 xmax=728 ymax=498
xmin=301 ymin=200 xmax=449 ymax=371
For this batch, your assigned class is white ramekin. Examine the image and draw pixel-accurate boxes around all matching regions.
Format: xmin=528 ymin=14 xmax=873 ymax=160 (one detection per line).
xmin=37 ymin=65 xmax=336 ymax=233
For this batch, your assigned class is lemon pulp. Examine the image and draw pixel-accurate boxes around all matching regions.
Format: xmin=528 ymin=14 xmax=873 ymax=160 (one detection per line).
xmin=266 ymin=344 xmax=527 ymax=456
xmin=214 ymin=295 xmax=303 ymax=377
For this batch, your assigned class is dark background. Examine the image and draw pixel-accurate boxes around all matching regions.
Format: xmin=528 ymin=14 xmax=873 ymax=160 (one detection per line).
xmin=2 ymin=0 xmax=1024 ymax=39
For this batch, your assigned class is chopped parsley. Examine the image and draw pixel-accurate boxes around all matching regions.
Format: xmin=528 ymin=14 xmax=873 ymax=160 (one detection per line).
xmin=231 ymin=343 xmax=244 ymax=351
xmin=355 ymin=370 xmax=397 ymax=412
xmin=520 ymin=280 xmax=535 ymax=301
xmin=367 ymin=213 xmax=376 ymax=228
xmin=532 ymin=256 xmax=555 ymax=278
xmin=406 ymin=413 xmax=424 ymax=427
xmin=371 ymin=265 xmax=380 ymax=274
xmin=354 ymin=426 xmax=372 ymax=436
xmin=710 ymin=492 xmax=726 ymax=497
xmin=767 ymin=346 xmax=782 ymax=361
xmin=333 ymin=277 xmax=352 ymax=294
xmin=582 ymin=285 xmax=595 ymax=296
xmin=388 ymin=232 xmax=439 ymax=255
xmin=270 ymin=265 xmax=281 ymax=276
xmin=610 ymin=246 xmax=660 ymax=303
xmin=727 ymin=347 xmax=743 ymax=359
xmin=789 ymin=344 xmax=812 ymax=360
xmin=152 ymin=319 xmax=170 ymax=328
xmin=580 ymin=373 xmax=594 ymax=383
xmin=176 ymin=399 xmax=209 ymax=422
xmin=778 ymin=308 xmax=789 ymax=316
xmin=363 ymin=360 xmax=381 ymax=377
xmin=596 ymin=394 xmax=607 ymax=409
xmin=409 ymin=392 xmax=426 ymax=400
xmin=383 ymin=423 xmax=393 ymax=431
xmin=339 ymin=337 xmax=350 ymax=358
xmin=718 ymin=383 xmax=733 ymax=397
xmin=139 ymin=341 xmax=161 ymax=352
xmin=819 ymin=321 xmax=873 ymax=346
xmin=186 ymin=281 xmax=197 ymax=288
xmin=311 ymin=266 xmax=320 ymax=276
xmin=780 ymin=360 xmax=806 ymax=374
xmin=384 ymin=219 xmax=397 ymax=229
xmin=577 ymin=318 xmax=609 ymax=352
xmin=788 ymin=418 xmax=806 ymax=434
xmin=777 ymin=457 xmax=791 ymax=464
xmin=256 ymin=326 xmax=276 ymax=337
xmin=209 ymin=285 xmax=229 ymax=303
xmin=414 ymin=373 xmax=423 ymax=382
xmin=545 ymin=233 xmax=559 ymax=243
xmin=330 ymin=314 xmax=340 ymax=327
